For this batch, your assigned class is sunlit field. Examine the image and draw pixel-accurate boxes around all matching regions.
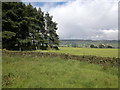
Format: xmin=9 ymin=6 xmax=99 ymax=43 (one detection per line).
xmin=35 ymin=47 xmax=119 ymax=57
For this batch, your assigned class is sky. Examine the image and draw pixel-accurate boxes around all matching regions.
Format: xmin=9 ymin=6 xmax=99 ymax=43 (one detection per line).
xmin=22 ymin=0 xmax=119 ymax=40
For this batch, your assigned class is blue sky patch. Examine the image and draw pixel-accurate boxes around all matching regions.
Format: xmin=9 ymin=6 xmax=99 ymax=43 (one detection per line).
xmin=24 ymin=2 xmax=67 ymax=7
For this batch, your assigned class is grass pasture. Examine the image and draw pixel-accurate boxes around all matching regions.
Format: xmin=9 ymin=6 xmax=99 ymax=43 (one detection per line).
xmin=36 ymin=47 xmax=119 ymax=58
xmin=2 ymin=52 xmax=118 ymax=88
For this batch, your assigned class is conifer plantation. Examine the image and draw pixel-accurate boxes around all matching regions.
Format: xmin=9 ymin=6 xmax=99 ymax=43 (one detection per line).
xmin=2 ymin=2 xmax=59 ymax=50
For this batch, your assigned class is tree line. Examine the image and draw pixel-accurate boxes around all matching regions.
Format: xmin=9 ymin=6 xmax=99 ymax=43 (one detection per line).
xmin=90 ymin=44 xmax=113 ymax=48
xmin=2 ymin=2 xmax=59 ymax=50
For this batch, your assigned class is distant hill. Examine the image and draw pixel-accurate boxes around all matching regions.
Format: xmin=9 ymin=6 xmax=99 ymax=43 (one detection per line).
xmin=59 ymin=39 xmax=119 ymax=48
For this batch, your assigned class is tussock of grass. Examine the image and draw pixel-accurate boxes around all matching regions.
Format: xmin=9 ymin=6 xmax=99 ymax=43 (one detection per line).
xmin=2 ymin=54 xmax=118 ymax=88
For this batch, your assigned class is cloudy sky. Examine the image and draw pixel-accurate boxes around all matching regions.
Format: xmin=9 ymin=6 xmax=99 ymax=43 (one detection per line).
xmin=23 ymin=0 xmax=119 ymax=40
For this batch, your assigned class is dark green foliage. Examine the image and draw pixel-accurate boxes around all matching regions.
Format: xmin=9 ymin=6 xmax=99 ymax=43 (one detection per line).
xmin=45 ymin=12 xmax=59 ymax=47
xmin=90 ymin=44 xmax=113 ymax=48
xmin=90 ymin=44 xmax=94 ymax=48
xmin=53 ymin=46 xmax=59 ymax=50
xmin=2 ymin=31 xmax=17 ymax=49
xmin=90 ymin=44 xmax=98 ymax=48
xmin=2 ymin=31 xmax=16 ymax=39
xmin=2 ymin=2 xmax=59 ymax=50
xmin=106 ymin=45 xmax=113 ymax=48
xmin=99 ymin=44 xmax=105 ymax=48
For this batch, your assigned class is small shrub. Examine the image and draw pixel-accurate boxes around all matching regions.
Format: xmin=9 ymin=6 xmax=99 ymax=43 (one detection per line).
xmin=90 ymin=44 xmax=95 ymax=48
xmin=99 ymin=44 xmax=105 ymax=48
xmin=106 ymin=45 xmax=113 ymax=48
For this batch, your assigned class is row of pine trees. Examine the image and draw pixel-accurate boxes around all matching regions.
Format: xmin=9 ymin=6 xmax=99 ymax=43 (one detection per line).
xmin=2 ymin=2 xmax=59 ymax=50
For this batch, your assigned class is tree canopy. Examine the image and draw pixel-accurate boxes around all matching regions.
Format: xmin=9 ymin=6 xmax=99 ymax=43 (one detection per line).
xmin=2 ymin=2 xmax=59 ymax=50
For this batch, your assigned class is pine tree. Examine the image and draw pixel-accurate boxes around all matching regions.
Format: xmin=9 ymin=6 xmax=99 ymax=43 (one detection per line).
xmin=45 ymin=12 xmax=59 ymax=49
xmin=2 ymin=2 xmax=20 ymax=50
xmin=2 ymin=2 xmax=59 ymax=50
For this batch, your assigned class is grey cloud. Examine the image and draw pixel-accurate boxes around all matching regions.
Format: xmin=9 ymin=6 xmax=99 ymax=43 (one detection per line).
xmin=40 ymin=0 xmax=118 ymax=40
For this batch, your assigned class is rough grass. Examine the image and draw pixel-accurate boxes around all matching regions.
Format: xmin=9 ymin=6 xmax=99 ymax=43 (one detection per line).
xmin=2 ymin=54 xmax=118 ymax=88
xmin=35 ymin=47 xmax=119 ymax=57
xmin=3 ymin=50 xmax=119 ymax=67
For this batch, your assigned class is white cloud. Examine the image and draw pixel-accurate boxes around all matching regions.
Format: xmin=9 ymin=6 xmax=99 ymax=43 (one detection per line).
xmin=101 ymin=30 xmax=118 ymax=40
xmin=90 ymin=29 xmax=118 ymax=40
xmin=34 ymin=0 xmax=119 ymax=40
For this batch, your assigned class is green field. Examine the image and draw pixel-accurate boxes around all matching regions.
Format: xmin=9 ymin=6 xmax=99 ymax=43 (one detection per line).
xmin=2 ymin=54 xmax=118 ymax=88
xmin=36 ymin=47 xmax=118 ymax=57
